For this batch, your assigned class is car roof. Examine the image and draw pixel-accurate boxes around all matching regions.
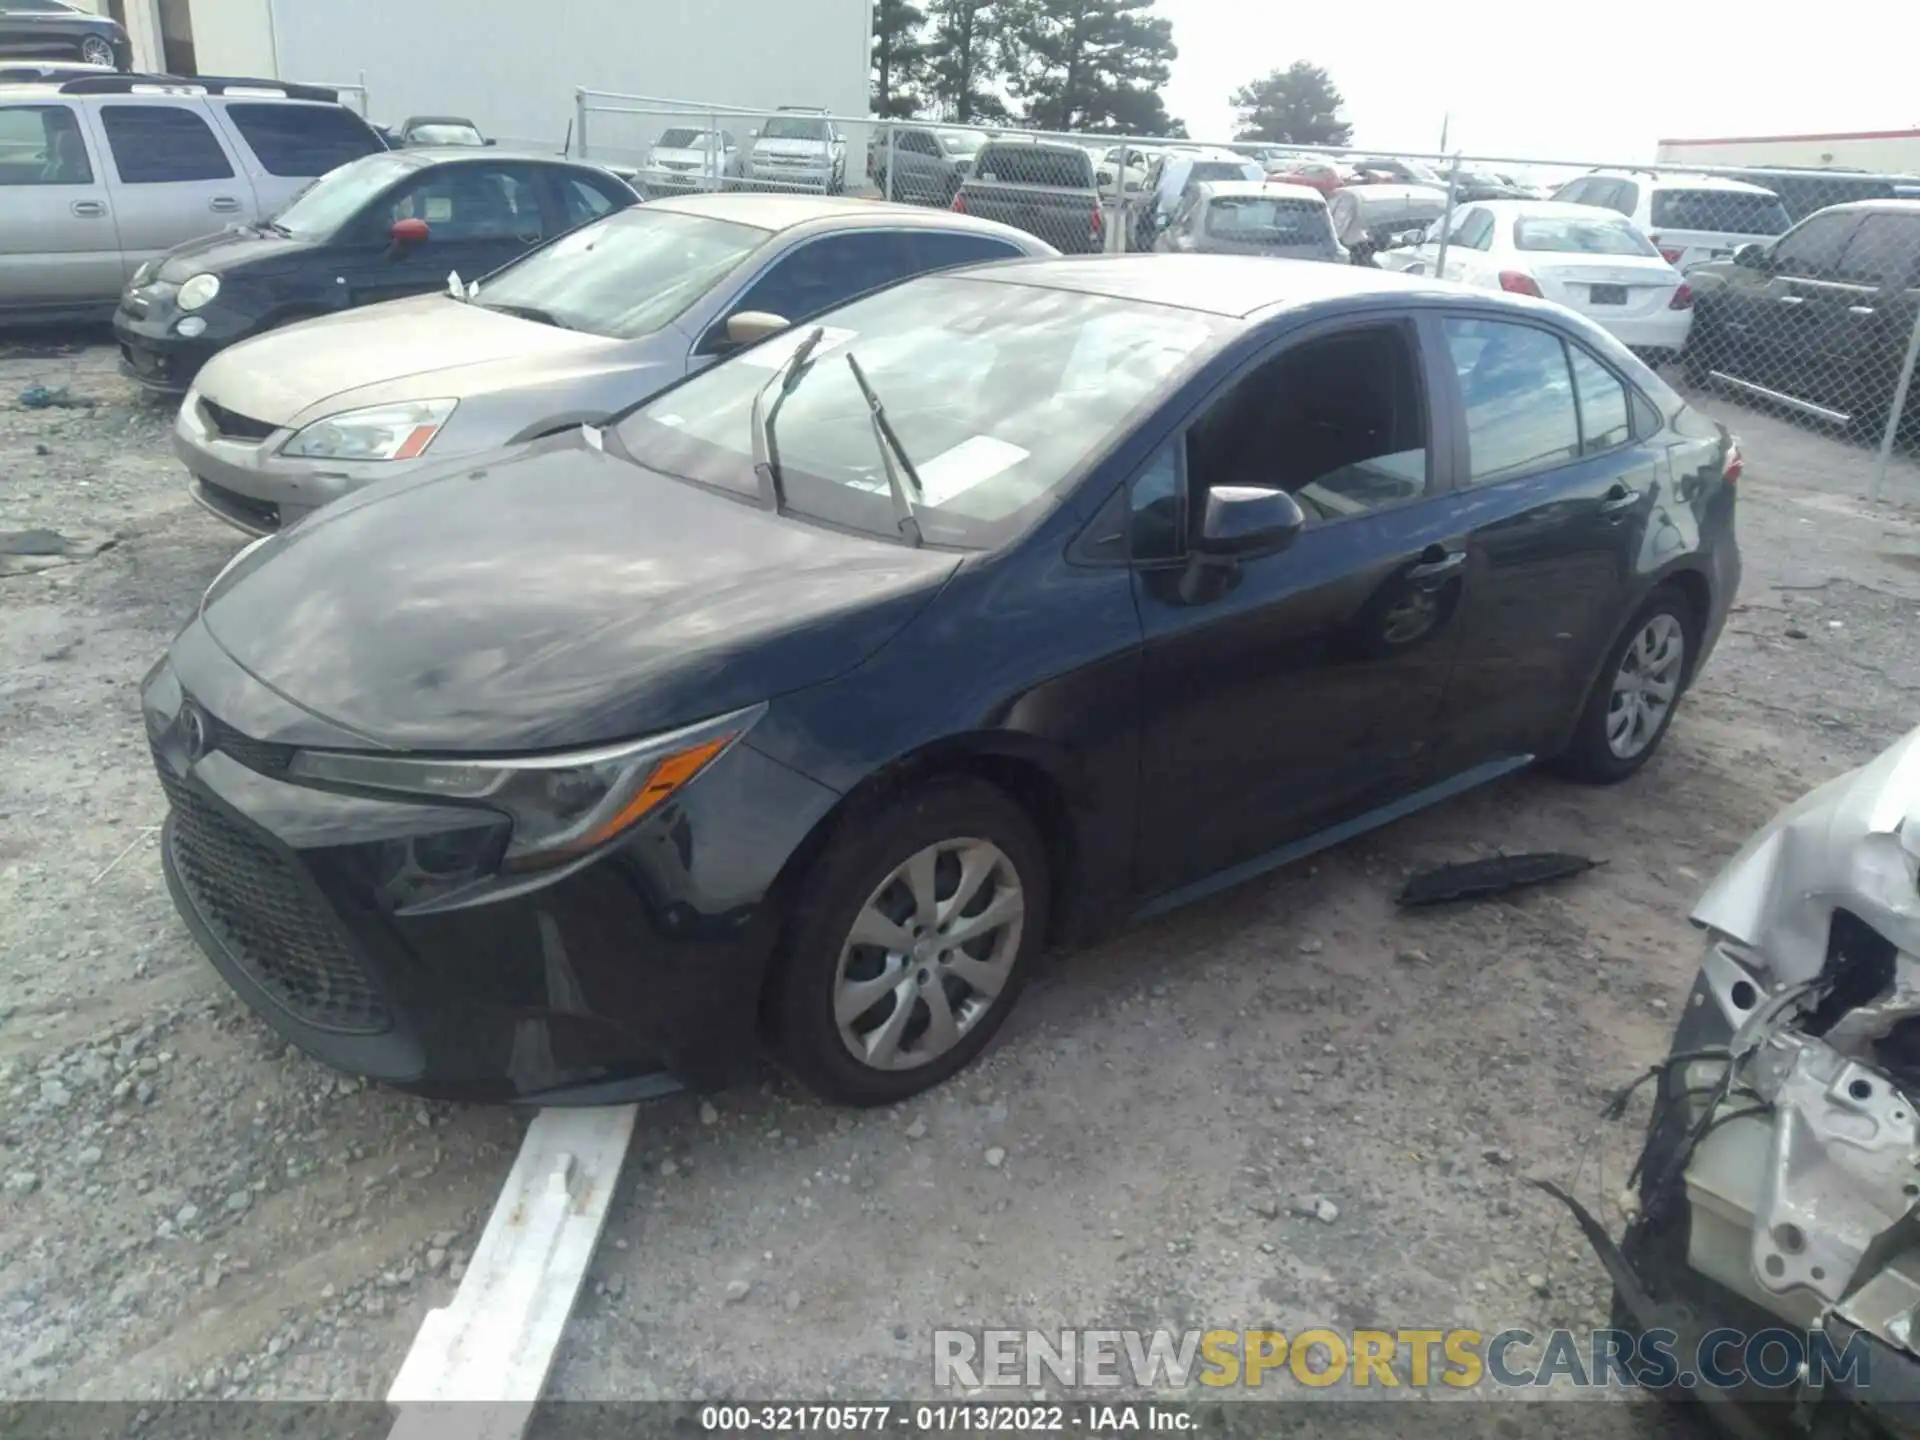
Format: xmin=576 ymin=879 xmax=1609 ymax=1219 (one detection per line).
xmin=1465 ymin=199 xmax=1636 ymax=220
xmin=1805 ymin=197 xmax=1920 ymax=217
xmin=1195 ymin=180 xmax=1326 ymax=204
xmin=1588 ymin=169 xmax=1781 ymax=196
xmin=968 ymin=253 xmax=1454 ymax=318
xmin=401 ymin=115 xmax=481 ymax=129
xmin=646 ymin=191 xmax=1052 ymax=248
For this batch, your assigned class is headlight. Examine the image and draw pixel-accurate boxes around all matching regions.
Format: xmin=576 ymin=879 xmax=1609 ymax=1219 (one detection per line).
xmin=282 ymin=399 xmax=458 ymax=462
xmin=287 ymin=703 xmax=765 ymax=870
xmin=177 ymin=273 xmax=220 ymax=311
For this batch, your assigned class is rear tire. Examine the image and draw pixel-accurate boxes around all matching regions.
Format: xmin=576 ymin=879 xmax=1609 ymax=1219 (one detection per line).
xmin=1551 ymin=586 xmax=1699 ymax=784
xmin=769 ymin=777 xmax=1049 ymax=1107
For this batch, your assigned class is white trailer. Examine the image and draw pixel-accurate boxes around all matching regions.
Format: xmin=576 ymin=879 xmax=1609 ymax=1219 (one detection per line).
xmin=1656 ymin=128 xmax=1920 ymax=174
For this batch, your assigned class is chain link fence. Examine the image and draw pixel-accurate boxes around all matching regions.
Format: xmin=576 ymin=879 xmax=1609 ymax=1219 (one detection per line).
xmin=574 ymin=90 xmax=1920 ymax=496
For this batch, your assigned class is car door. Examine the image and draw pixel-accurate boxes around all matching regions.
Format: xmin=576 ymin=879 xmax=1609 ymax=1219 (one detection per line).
xmin=683 ymin=228 xmax=925 ymax=367
xmin=897 ymin=129 xmax=944 ymax=200
xmin=0 ymin=99 xmax=124 ymax=312
xmin=0 ymin=0 xmax=71 ymax=56
xmin=1438 ymin=206 xmax=1494 ymax=282
xmin=93 ymin=100 xmax=255 ymax=279
xmin=1713 ymin=209 xmax=1861 ymax=392
xmin=344 ymin=160 xmax=551 ymax=305
xmin=1426 ymin=314 xmax=1655 ymax=767
xmin=1128 ymin=312 xmax=1474 ymax=899
xmin=1813 ymin=211 xmax=1920 ymax=423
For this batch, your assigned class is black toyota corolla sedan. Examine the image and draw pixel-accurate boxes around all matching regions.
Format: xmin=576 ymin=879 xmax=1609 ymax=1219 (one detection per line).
xmin=142 ymin=255 xmax=1742 ymax=1107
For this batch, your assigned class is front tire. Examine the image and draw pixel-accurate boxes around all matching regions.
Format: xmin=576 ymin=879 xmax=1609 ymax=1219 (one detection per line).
xmin=769 ymin=777 xmax=1049 ymax=1107
xmin=80 ymin=35 xmax=118 ymax=67
xmin=1552 ymin=587 xmax=1698 ymax=784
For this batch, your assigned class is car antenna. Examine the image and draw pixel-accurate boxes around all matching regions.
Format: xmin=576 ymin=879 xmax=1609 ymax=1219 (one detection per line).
xmin=843 ymin=352 xmax=924 ymax=548
xmin=750 ymin=325 xmax=828 ymax=514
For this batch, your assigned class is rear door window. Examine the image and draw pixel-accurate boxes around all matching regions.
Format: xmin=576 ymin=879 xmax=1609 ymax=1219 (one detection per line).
xmin=98 ymin=104 xmax=234 ymax=183
xmin=1443 ymin=317 xmax=1580 ymax=485
xmin=0 ymin=104 xmax=91 ymax=186
xmin=1833 ymin=213 xmax=1920 ymax=289
xmin=1650 ymin=188 xmax=1790 ymax=236
xmin=221 ymin=103 xmax=382 ymax=177
xmin=904 ymin=230 xmax=1026 ymax=270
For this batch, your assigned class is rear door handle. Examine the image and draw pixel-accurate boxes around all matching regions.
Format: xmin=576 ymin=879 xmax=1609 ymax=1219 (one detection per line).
xmin=70 ymin=200 xmax=107 ymax=217
xmin=1776 ymin=294 xmax=1805 ymax=306
xmin=209 ymin=196 xmax=242 ymax=213
xmin=1848 ymin=305 xmax=1876 ymax=317
xmin=1407 ymin=545 xmax=1466 ymax=582
xmin=1600 ymin=485 xmax=1642 ymax=514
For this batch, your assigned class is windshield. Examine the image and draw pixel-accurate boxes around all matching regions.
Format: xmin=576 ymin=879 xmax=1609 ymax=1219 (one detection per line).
xmin=272 ymin=152 xmax=419 ymax=237
xmin=939 ymin=130 xmax=985 ymax=156
xmin=1514 ymin=215 xmax=1659 ymax=256
xmin=615 ymin=276 xmax=1227 ymax=549
xmin=1205 ymin=197 xmax=1333 ymax=244
xmin=474 ymin=208 xmax=767 ymax=339
xmin=1650 ymin=188 xmax=1791 ymax=236
xmin=408 ymin=123 xmax=483 ymax=147
xmin=657 ymin=128 xmax=724 ymax=150
xmin=761 ymin=116 xmax=829 ymax=142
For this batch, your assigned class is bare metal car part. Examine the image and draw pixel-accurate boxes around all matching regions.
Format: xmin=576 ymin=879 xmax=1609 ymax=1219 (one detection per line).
xmin=1559 ymin=727 xmax=1920 ymax=1433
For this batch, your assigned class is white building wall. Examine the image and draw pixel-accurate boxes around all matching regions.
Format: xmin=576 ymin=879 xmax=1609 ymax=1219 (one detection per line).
xmin=263 ymin=0 xmax=872 ymax=154
xmin=1657 ymin=132 xmax=1920 ymax=174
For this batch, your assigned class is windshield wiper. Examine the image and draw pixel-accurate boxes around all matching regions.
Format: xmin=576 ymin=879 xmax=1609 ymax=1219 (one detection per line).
xmin=843 ymin=352 xmax=923 ymax=549
xmin=476 ymin=301 xmax=570 ymax=329
xmin=750 ymin=325 xmax=828 ymax=514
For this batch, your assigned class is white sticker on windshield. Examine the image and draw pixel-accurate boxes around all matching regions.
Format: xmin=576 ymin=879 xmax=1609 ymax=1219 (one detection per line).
xmin=916 ymin=435 xmax=1029 ymax=506
xmin=733 ymin=325 xmax=858 ymax=370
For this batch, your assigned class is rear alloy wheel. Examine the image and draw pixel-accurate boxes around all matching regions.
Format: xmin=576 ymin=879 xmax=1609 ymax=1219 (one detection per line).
xmin=80 ymin=34 xmax=116 ymax=67
xmin=1553 ymin=590 xmax=1696 ymax=784
xmin=772 ymin=779 xmax=1048 ymax=1106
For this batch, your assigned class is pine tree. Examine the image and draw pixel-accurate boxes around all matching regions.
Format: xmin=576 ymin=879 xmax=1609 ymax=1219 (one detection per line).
xmin=1230 ymin=62 xmax=1352 ymax=146
xmin=873 ymin=0 xmax=931 ymax=118
xmin=924 ymin=0 xmax=1009 ymax=124
xmin=1003 ymin=0 xmax=1180 ymax=136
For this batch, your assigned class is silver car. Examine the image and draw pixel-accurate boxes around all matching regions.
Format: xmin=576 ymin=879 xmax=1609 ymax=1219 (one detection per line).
xmin=1151 ymin=180 xmax=1345 ymax=262
xmin=176 ymin=192 xmax=1056 ymax=535
xmin=640 ymin=125 xmax=742 ymax=195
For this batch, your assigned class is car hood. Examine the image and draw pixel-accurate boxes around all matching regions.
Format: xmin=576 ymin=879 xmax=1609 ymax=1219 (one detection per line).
xmin=155 ymin=226 xmax=315 ymax=283
xmin=192 ymin=294 xmax=621 ymax=426
xmin=197 ymin=429 xmax=961 ymax=751
xmin=754 ymin=138 xmax=831 ymax=159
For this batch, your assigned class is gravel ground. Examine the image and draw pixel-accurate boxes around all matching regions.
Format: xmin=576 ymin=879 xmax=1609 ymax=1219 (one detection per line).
xmin=2 ymin=334 xmax=1917 ymax=1420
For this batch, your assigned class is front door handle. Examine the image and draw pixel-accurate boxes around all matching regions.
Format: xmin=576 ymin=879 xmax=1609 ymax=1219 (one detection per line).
xmin=1848 ymin=305 xmax=1876 ymax=317
xmin=1407 ymin=545 xmax=1466 ymax=582
xmin=209 ymin=196 xmax=242 ymax=213
xmin=70 ymin=199 xmax=107 ymax=217
xmin=1600 ymin=484 xmax=1642 ymax=514
xmin=1776 ymin=294 xmax=1805 ymax=306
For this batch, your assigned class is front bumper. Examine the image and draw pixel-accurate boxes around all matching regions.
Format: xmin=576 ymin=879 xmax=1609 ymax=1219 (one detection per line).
xmin=747 ymin=162 xmax=835 ymax=191
xmin=173 ymin=390 xmax=417 ymax=537
xmin=113 ymin=292 xmax=254 ymax=394
xmin=1583 ymin=308 xmax=1694 ymax=357
xmin=143 ymin=624 xmax=843 ymax=1102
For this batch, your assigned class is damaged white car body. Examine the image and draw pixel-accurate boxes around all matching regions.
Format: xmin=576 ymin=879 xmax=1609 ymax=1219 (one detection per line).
xmin=1582 ymin=727 xmax=1920 ymax=1428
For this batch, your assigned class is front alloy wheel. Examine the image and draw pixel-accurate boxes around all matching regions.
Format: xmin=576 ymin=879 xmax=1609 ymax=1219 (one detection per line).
xmin=834 ymin=839 xmax=1024 ymax=1071
xmin=772 ymin=778 xmax=1048 ymax=1105
xmin=80 ymin=34 xmax=116 ymax=67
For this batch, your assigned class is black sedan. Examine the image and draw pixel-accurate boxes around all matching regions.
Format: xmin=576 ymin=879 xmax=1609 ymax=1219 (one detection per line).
xmin=113 ymin=148 xmax=638 ymax=392
xmin=0 ymin=0 xmax=128 ymax=69
xmin=141 ymin=256 xmax=1742 ymax=1107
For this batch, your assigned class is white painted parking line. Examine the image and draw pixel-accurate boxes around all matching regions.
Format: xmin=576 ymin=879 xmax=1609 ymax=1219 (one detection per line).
xmin=387 ymin=1104 xmax=639 ymax=1440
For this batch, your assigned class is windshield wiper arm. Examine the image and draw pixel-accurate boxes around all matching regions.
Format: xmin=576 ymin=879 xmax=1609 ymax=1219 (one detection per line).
xmin=750 ymin=325 xmax=827 ymax=514
xmin=843 ymin=351 xmax=923 ymax=548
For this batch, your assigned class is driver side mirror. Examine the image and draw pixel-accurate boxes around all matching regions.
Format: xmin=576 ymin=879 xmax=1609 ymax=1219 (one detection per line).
xmin=1195 ymin=486 xmax=1305 ymax=561
xmin=1732 ymin=242 xmax=1770 ymax=270
xmin=389 ymin=217 xmax=429 ymax=251
xmin=715 ymin=310 xmax=791 ymax=352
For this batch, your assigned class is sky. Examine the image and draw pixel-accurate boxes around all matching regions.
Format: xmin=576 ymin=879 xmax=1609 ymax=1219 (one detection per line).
xmin=1153 ymin=0 xmax=1918 ymax=166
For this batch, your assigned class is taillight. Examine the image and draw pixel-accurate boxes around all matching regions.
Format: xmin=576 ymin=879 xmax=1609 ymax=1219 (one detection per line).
xmin=1723 ymin=442 xmax=1743 ymax=484
xmin=950 ymin=191 xmax=966 ymax=213
xmin=1091 ymin=204 xmax=1104 ymax=240
xmin=1498 ymin=270 xmax=1542 ymax=296
xmin=1669 ymin=283 xmax=1693 ymax=311
xmin=1651 ymin=235 xmax=1685 ymax=265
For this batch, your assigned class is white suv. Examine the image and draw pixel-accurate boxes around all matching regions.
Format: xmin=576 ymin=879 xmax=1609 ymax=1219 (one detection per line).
xmin=746 ymin=106 xmax=845 ymax=194
xmin=1551 ymin=170 xmax=1792 ymax=273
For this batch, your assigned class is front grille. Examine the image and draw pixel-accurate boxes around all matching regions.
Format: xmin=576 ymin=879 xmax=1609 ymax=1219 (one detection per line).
xmin=201 ymin=399 xmax=277 ymax=441
xmin=193 ymin=477 xmax=280 ymax=533
xmin=208 ymin=717 xmax=293 ymax=777
xmin=159 ymin=763 xmax=391 ymax=1034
